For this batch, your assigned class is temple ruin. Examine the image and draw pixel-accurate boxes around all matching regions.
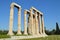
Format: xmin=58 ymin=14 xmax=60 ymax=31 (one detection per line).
xmin=8 ymin=2 xmax=47 ymax=37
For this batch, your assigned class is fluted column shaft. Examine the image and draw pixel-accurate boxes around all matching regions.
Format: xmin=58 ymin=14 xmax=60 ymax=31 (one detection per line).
xmin=33 ymin=17 xmax=35 ymax=34
xmin=42 ymin=16 xmax=45 ymax=34
xmin=24 ymin=10 xmax=28 ymax=35
xmin=8 ymin=5 xmax=14 ymax=35
xmin=17 ymin=8 xmax=21 ymax=34
xmin=39 ymin=14 xmax=42 ymax=34
xmin=28 ymin=16 xmax=31 ymax=34
xmin=35 ymin=12 xmax=39 ymax=35
xmin=30 ymin=9 xmax=34 ymax=35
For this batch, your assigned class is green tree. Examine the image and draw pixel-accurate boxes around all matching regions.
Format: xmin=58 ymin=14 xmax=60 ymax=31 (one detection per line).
xmin=56 ymin=22 xmax=59 ymax=31
xmin=55 ymin=22 xmax=60 ymax=34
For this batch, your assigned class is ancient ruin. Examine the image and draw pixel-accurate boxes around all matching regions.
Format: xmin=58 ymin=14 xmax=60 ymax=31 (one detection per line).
xmin=8 ymin=2 xmax=47 ymax=37
xmin=8 ymin=3 xmax=21 ymax=35
xmin=24 ymin=7 xmax=45 ymax=35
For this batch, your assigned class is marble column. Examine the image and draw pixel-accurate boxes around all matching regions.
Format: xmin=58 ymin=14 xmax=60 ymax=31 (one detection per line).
xmin=17 ymin=8 xmax=21 ymax=34
xmin=39 ymin=14 xmax=42 ymax=34
xmin=42 ymin=16 xmax=45 ymax=34
xmin=30 ymin=9 xmax=34 ymax=35
xmin=33 ymin=17 xmax=35 ymax=35
xmin=28 ymin=16 xmax=31 ymax=34
xmin=24 ymin=10 xmax=28 ymax=35
xmin=8 ymin=5 xmax=14 ymax=35
xmin=35 ymin=11 xmax=39 ymax=35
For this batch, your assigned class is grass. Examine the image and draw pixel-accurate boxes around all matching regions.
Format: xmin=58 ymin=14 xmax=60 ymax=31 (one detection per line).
xmin=14 ymin=34 xmax=32 ymax=36
xmin=0 ymin=35 xmax=11 ymax=39
xmin=0 ymin=34 xmax=31 ymax=38
xmin=15 ymin=34 xmax=28 ymax=36
xmin=21 ymin=35 xmax=60 ymax=40
xmin=0 ymin=35 xmax=60 ymax=40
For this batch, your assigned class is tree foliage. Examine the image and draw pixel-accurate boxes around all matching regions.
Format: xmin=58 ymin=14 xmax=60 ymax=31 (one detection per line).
xmin=45 ymin=22 xmax=60 ymax=35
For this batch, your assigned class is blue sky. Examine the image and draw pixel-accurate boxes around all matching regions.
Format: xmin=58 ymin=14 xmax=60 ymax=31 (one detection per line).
xmin=0 ymin=0 xmax=60 ymax=31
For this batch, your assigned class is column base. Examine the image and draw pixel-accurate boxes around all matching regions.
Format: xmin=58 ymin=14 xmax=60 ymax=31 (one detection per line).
xmin=37 ymin=33 xmax=41 ymax=35
xmin=42 ymin=32 xmax=46 ymax=35
xmin=24 ymin=33 xmax=28 ymax=35
xmin=28 ymin=32 xmax=32 ymax=35
xmin=17 ymin=32 xmax=21 ymax=35
xmin=39 ymin=32 xmax=42 ymax=34
xmin=35 ymin=32 xmax=40 ymax=35
xmin=7 ymin=32 xmax=14 ymax=35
